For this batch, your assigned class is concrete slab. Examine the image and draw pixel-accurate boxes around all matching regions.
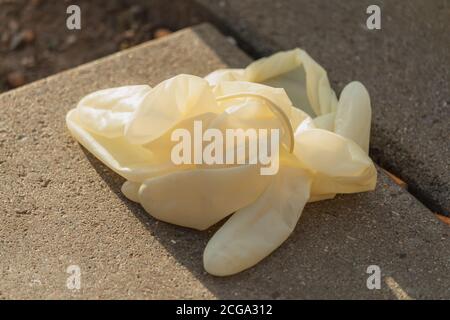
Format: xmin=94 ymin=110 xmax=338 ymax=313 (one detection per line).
xmin=195 ymin=0 xmax=450 ymax=216
xmin=0 ymin=24 xmax=448 ymax=299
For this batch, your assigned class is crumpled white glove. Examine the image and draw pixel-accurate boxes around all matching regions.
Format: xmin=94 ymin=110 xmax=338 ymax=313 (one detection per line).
xmin=66 ymin=48 xmax=376 ymax=276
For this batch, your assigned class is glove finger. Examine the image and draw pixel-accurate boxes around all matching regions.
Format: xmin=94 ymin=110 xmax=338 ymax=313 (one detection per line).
xmin=334 ymin=81 xmax=371 ymax=154
xmin=203 ymin=163 xmax=311 ymax=276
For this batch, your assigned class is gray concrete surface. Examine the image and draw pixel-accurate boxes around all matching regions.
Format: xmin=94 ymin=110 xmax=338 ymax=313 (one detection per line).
xmin=195 ymin=0 xmax=450 ymax=217
xmin=0 ymin=24 xmax=449 ymax=299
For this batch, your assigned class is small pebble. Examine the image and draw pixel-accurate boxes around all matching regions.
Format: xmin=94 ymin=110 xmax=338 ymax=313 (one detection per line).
xmin=65 ymin=34 xmax=77 ymax=46
xmin=7 ymin=71 xmax=26 ymax=88
xmin=226 ymin=36 xmax=237 ymax=46
xmin=153 ymin=28 xmax=172 ymax=39
xmin=20 ymin=56 xmax=36 ymax=68
xmin=8 ymin=20 xmax=19 ymax=32
xmin=21 ymin=29 xmax=35 ymax=43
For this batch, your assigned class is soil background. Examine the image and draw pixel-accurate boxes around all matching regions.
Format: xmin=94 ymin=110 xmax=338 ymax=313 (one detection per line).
xmin=0 ymin=0 xmax=210 ymax=93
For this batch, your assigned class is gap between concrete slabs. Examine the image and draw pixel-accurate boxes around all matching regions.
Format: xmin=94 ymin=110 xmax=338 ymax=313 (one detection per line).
xmin=0 ymin=24 xmax=448 ymax=299
xmin=193 ymin=0 xmax=450 ymax=218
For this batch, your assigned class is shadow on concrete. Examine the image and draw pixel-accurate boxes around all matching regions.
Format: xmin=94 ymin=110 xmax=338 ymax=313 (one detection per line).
xmin=81 ymin=144 xmax=450 ymax=299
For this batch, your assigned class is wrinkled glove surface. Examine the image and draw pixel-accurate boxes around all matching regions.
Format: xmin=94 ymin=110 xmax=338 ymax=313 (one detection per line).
xmin=66 ymin=48 xmax=377 ymax=276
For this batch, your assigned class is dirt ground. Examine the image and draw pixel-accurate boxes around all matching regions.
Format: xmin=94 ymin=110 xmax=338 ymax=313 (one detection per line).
xmin=0 ymin=0 xmax=209 ymax=93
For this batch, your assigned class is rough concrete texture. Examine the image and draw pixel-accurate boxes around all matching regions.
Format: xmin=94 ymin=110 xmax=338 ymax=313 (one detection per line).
xmin=0 ymin=24 xmax=449 ymax=299
xmin=195 ymin=0 xmax=450 ymax=216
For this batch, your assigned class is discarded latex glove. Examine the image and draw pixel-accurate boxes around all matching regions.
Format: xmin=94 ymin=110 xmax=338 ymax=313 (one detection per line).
xmin=66 ymin=48 xmax=377 ymax=276
xmin=206 ymin=48 xmax=372 ymax=154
